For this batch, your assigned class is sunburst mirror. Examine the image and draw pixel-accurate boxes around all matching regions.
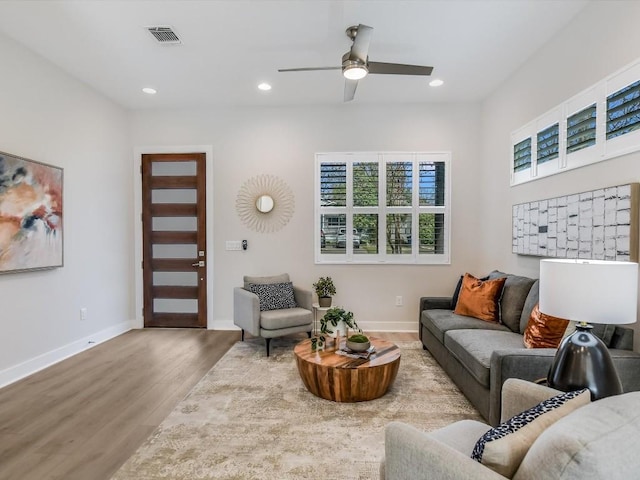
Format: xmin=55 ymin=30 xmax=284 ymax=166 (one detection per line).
xmin=235 ymin=174 xmax=295 ymax=233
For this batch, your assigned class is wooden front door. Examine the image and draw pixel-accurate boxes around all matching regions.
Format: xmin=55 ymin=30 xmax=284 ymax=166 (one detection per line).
xmin=141 ymin=153 xmax=207 ymax=328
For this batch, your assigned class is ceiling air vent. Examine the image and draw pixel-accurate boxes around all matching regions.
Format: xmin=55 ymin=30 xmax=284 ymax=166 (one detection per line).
xmin=146 ymin=26 xmax=181 ymax=45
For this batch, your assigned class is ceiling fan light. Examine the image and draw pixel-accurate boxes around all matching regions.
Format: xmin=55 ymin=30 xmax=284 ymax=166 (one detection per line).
xmin=343 ymin=64 xmax=368 ymax=80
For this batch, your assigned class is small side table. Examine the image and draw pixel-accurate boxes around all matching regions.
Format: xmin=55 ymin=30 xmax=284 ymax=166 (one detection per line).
xmin=312 ymin=303 xmax=331 ymax=335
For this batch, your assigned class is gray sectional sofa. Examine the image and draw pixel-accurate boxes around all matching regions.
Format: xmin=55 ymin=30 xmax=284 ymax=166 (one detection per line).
xmin=420 ymin=270 xmax=640 ymax=425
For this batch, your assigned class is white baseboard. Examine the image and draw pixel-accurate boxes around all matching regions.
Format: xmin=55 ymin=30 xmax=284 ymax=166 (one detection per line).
xmin=0 ymin=320 xmax=133 ymax=389
xmin=359 ymin=320 xmax=418 ymax=332
xmin=209 ymin=319 xmax=239 ymax=330
xmin=208 ymin=318 xmax=416 ymax=333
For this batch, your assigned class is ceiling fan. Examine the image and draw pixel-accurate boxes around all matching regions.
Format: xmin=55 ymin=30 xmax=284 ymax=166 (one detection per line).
xmin=278 ymin=24 xmax=433 ymax=102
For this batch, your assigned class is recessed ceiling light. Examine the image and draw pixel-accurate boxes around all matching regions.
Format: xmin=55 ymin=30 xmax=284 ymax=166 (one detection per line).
xmin=429 ymin=79 xmax=444 ymax=87
xmin=142 ymin=87 xmax=157 ymax=95
xmin=258 ymin=83 xmax=272 ymax=91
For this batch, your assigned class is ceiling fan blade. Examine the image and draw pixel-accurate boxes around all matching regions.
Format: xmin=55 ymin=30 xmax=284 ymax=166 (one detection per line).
xmin=344 ymin=79 xmax=358 ymax=102
xmin=368 ymin=62 xmax=433 ymax=76
xmin=278 ymin=66 xmax=341 ymax=72
xmin=349 ymin=24 xmax=373 ymax=62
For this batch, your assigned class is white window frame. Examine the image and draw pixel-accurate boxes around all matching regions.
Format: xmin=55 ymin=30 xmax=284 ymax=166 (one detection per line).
xmin=315 ymin=152 xmax=451 ymax=265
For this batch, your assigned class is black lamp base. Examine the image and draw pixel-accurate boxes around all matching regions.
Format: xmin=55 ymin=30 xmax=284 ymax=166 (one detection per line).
xmin=547 ymin=323 xmax=623 ymax=400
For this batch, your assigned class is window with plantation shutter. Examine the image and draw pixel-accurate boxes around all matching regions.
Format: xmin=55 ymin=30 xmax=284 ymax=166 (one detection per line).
xmin=511 ymin=56 xmax=640 ymax=185
xmin=567 ymin=104 xmax=596 ymax=154
xmin=607 ymin=79 xmax=640 ymax=140
xmin=315 ymin=152 xmax=450 ymax=264
xmin=537 ymin=123 xmax=559 ymax=165
xmin=513 ymin=138 xmax=532 ymax=173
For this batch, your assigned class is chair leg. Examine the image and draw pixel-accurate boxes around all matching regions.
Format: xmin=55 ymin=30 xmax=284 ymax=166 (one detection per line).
xmin=241 ymin=329 xmax=245 ymax=341
xmin=265 ymin=338 xmax=271 ymax=357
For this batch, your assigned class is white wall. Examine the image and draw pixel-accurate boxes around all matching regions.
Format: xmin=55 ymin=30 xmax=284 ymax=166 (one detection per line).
xmin=130 ymin=103 xmax=483 ymax=331
xmin=480 ymin=1 xmax=640 ymax=349
xmin=0 ymin=34 xmax=133 ymax=385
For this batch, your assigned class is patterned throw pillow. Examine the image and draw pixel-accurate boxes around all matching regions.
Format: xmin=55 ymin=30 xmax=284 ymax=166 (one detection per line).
xmin=453 ymin=273 xmax=506 ymax=323
xmin=247 ymin=282 xmax=297 ymax=311
xmin=471 ymin=388 xmax=590 ymax=478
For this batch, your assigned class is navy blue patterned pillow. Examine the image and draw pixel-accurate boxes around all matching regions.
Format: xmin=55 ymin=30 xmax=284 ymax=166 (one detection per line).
xmin=247 ymin=282 xmax=297 ymax=311
xmin=471 ymin=388 xmax=590 ymax=477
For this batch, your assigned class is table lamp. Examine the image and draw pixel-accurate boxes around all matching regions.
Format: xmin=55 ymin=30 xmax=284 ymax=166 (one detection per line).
xmin=539 ymin=259 xmax=638 ymax=399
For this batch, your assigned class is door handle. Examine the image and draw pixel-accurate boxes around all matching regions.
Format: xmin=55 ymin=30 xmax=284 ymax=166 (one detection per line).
xmin=192 ymin=261 xmax=205 ymax=267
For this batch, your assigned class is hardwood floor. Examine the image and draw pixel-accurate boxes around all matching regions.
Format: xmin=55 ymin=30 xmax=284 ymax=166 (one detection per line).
xmin=0 ymin=329 xmax=417 ymax=480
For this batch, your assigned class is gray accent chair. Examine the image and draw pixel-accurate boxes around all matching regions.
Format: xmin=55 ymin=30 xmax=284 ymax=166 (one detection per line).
xmin=233 ymin=273 xmax=313 ymax=356
xmin=381 ymin=378 xmax=640 ymax=479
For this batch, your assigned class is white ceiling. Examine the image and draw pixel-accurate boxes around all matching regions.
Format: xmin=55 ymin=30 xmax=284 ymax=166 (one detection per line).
xmin=0 ymin=0 xmax=588 ymax=110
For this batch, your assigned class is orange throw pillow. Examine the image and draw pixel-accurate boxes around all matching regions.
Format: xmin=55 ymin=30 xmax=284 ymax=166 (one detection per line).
xmin=453 ymin=273 xmax=506 ymax=323
xmin=523 ymin=304 xmax=569 ymax=348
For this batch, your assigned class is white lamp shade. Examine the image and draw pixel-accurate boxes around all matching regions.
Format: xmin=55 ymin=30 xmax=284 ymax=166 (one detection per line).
xmin=539 ymin=259 xmax=638 ymax=325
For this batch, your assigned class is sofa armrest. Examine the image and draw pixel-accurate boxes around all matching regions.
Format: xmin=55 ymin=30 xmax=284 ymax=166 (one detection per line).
xmin=488 ymin=348 xmax=558 ymax=426
xmin=293 ymin=286 xmax=313 ymax=311
xmin=383 ymin=422 xmax=507 ymax=480
xmin=420 ymin=296 xmax=453 ymax=312
xmin=489 ymin=348 xmax=640 ymax=425
xmin=233 ymin=287 xmax=260 ymax=336
xmin=500 ymin=378 xmax=561 ymax=422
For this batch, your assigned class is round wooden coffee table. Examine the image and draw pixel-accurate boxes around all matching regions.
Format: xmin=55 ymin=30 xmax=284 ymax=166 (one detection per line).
xmin=293 ymin=337 xmax=401 ymax=402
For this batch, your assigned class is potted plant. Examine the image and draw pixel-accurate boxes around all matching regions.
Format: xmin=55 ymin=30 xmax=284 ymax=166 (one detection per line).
xmin=346 ymin=333 xmax=371 ymax=353
xmin=313 ymin=276 xmax=336 ymax=307
xmin=312 ymin=307 xmax=360 ymax=349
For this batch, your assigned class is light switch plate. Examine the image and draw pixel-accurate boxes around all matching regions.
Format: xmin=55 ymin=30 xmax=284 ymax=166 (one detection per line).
xmin=225 ymin=240 xmax=243 ymax=251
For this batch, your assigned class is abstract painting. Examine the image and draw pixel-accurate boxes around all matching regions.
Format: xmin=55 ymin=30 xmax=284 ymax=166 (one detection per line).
xmin=0 ymin=151 xmax=63 ymax=273
xmin=512 ymin=183 xmax=638 ymax=262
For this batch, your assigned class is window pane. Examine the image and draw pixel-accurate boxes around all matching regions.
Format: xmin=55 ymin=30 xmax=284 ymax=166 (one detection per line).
xmin=537 ymin=123 xmax=559 ymax=165
xmin=386 ymin=162 xmax=412 ymax=206
xmin=386 ymin=214 xmax=411 ymax=254
xmin=320 ymin=163 xmax=346 ymax=206
xmin=607 ymin=79 xmax=640 ymax=140
xmin=419 ymin=213 xmax=445 ymax=255
xmin=567 ymin=104 xmax=596 ymax=154
xmin=353 ymin=162 xmax=378 ymax=206
xmin=320 ymin=213 xmax=345 ymax=254
xmin=419 ymin=161 xmax=446 ymax=206
xmin=513 ymin=138 xmax=532 ymax=172
xmin=354 ymin=214 xmax=378 ymax=255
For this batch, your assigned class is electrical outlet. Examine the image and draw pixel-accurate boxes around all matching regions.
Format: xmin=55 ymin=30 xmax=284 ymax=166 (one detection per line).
xmin=80 ymin=308 xmax=87 ymax=321
xmin=395 ymin=296 xmax=403 ymax=307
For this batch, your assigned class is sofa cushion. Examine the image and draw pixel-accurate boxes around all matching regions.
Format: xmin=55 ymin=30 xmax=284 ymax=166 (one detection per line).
xmin=422 ymin=310 xmax=511 ymax=344
xmin=519 ymin=280 xmax=539 ymax=334
xmin=444 ymin=329 xmax=525 ymax=386
xmin=472 ymin=388 xmax=590 ymax=478
xmin=515 ymin=392 xmax=640 ymax=480
xmin=260 ymin=307 xmax=312 ymax=330
xmin=454 ymin=273 xmax=506 ymax=323
xmin=488 ymin=271 xmax=536 ymax=333
xmin=429 ymin=420 xmax=493 ymax=457
xmin=523 ymin=304 xmax=569 ymax=349
xmin=451 ymin=274 xmax=490 ymax=310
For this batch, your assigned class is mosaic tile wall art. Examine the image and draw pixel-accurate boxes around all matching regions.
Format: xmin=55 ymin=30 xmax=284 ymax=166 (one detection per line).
xmin=512 ymin=184 xmax=638 ymax=262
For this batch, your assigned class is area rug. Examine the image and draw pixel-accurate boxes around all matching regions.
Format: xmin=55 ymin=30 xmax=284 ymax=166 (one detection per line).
xmin=112 ymin=337 xmax=481 ymax=480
